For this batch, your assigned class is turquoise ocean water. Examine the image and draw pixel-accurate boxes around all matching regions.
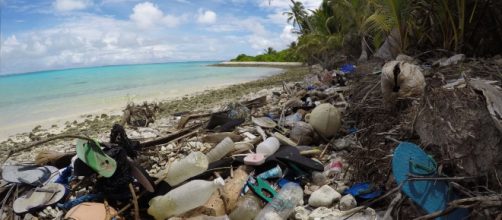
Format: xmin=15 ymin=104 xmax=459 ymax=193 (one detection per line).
xmin=0 ymin=61 xmax=281 ymax=138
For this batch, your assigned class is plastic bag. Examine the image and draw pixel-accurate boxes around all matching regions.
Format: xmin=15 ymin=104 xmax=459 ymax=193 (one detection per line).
xmin=381 ymin=61 xmax=425 ymax=108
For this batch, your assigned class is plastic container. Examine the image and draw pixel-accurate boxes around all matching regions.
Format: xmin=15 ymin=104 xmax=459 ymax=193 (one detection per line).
xmin=256 ymin=137 xmax=280 ymax=157
xmin=229 ymin=194 xmax=262 ymax=220
xmin=206 ymin=137 xmax=234 ymax=162
xmin=306 ymin=103 xmax=341 ymax=138
xmin=257 ymin=165 xmax=283 ymax=179
xmin=254 ymin=182 xmax=303 ymax=220
xmin=164 ymin=151 xmax=209 ymax=186
xmin=148 ymin=178 xmax=225 ymax=220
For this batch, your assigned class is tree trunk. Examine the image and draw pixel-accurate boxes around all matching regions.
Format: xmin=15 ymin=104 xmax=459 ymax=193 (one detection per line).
xmin=358 ymin=37 xmax=368 ymax=62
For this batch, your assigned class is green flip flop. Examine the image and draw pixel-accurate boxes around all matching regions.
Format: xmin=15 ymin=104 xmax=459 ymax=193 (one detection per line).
xmin=75 ymin=139 xmax=117 ymax=178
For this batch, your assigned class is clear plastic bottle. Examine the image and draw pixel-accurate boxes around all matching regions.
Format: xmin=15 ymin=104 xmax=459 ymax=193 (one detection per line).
xmin=256 ymin=137 xmax=280 ymax=157
xmin=164 ymin=151 xmax=209 ymax=186
xmin=229 ymin=194 xmax=262 ymax=220
xmin=206 ymin=137 xmax=234 ymax=162
xmin=148 ymin=178 xmax=225 ymax=220
xmin=254 ymin=182 xmax=303 ymax=220
xmin=284 ymin=112 xmax=303 ymax=127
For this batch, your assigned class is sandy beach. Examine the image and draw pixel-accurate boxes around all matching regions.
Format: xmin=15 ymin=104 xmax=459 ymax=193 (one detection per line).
xmin=0 ymin=75 xmax=273 ymax=141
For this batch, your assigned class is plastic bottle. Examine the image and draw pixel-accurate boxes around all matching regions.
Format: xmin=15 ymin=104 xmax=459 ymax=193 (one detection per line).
xmin=284 ymin=112 xmax=303 ymax=126
xmin=233 ymin=142 xmax=254 ymax=154
xmin=148 ymin=177 xmax=225 ymax=220
xmin=206 ymin=137 xmax=234 ymax=162
xmin=229 ymin=194 xmax=262 ymax=220
xmin=164 ymin=151 xmax=209 ymax=186
xmin=254 ymin=182 xmax=303 ymax=220
xmin=256 ymin=137 xmax=280 ymax=157
xmin=257 ymin=165 xmax=283 ymax=179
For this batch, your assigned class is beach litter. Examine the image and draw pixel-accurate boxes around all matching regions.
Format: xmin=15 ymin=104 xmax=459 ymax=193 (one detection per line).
xmin=1 ymin=58 xmax=501 ymax=220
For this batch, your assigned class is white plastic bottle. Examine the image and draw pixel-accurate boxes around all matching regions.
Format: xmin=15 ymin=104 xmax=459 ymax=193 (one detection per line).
xmin=206 ymin=137 xmax=234 ymax=162
xmin=148 ymin=177 xmax=225 ymax=220
xmin=256 ymin=137 xmax=280 ymax=157
xmin=164 ymin=151 xmax=209 ymax=186
xmin=254 ymin=182 xmax=303 ymax=220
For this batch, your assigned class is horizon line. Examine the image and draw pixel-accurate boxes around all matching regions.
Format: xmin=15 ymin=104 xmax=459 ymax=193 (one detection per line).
xmin=0 ymin=60 xmax=226 ymax=78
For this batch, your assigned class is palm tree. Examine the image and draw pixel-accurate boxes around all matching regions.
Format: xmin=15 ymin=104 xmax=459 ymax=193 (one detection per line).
xmin=283 ymin=0 xmax=310 ymax=34
xmin=264 ymin=47 xmax=277 ymax=55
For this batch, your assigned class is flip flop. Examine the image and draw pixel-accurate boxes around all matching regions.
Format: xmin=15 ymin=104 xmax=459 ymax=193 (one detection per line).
xmin=252 ymin=116 xmax=277 ymax=128
xmin=64 ymin=202 xmax=118 ymax=220
xmin=13 ymin=183 xmax=66 ymax=214
xmin=75 ymin=139 xmax=117 ymax=178
xmin=234 ymin=146 xmax=323 ymax=172
xmin=344 ymin=182 xmax=382 ymax=200
xmin=274 ymin=146 xmax=324 ymax=172
xmin=2 ymin=165 xmax=58 ymax=186
xmin=392 ymin=142 xmax=469 ymax=219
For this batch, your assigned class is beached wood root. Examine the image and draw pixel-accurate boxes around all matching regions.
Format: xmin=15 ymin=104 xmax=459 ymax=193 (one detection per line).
xmin=2 ymin=134 xmax=94 ymax=165
xmin=121 ymin=102 xmax=159 ymax=127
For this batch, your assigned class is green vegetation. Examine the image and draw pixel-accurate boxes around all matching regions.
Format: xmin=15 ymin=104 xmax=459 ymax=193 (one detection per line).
xmin=263 ymin=0 xmax=502 ymax=69
xmin=231 ymin=47 xmax=300 ymax=62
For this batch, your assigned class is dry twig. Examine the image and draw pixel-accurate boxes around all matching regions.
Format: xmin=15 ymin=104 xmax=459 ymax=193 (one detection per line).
xmin=128 ymin=184 xmax=140 ymax=220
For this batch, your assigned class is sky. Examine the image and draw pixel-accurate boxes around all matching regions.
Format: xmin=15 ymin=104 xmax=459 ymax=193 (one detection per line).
xmin=0 ymin=0 xmax=322 ymax=75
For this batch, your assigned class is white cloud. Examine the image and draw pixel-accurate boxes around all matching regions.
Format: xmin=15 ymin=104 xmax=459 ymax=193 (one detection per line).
xmin=202 ymin=15 xmax=294 ymax=51
xmin=130 ymin=2 xmax=164 ymax=28
xmin=0 ymin=14 xmax=241 ymax=74
xmin=162 ymin=14 xmax=182 ymax=28
xmin=53 ymin=0 xmax=92 ymax=12
xmin=130 ymin=2 xmax=183 ymax=29
xmin=0 ymin=15 xmax=178 ymax=74
xmin=280 ymin=24 xmax=297 ymax=42
xmin=197 ymin=9 xmax=217 ymax=24
xmin=243 ymin=0 xmax=320 ymax=51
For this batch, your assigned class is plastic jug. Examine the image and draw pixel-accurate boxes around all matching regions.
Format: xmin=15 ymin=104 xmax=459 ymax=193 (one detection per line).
xmin=254 ymin=182 xmax=303 ymax=220
xmin=164 ymin=151 xmax=209 ymax=186
xmin=148 ymin=178 xmax=225 ymax=220
xmin=256 ymin=137 xmax=280 ymax=157
xmin=206 ymin=137 xmax=234 ymax=162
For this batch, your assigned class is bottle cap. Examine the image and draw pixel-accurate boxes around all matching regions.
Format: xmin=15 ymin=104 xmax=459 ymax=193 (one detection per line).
xmin=213 ymin=177 xmax=225 ymax=187
xmin=244 ymin=153 xmax=265 ymax=166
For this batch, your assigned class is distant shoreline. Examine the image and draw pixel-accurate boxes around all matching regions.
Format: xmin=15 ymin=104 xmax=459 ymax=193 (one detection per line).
xmin=212 ymin=61 xmax=304 ymax=68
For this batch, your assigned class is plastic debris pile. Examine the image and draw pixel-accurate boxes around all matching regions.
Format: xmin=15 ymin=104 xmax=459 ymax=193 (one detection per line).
xmin=1 ymin=55 xmax=501 ymax=220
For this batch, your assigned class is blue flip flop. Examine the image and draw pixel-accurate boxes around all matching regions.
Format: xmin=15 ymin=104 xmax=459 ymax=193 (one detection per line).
xmin=392 ymin=142 xmax=469 ymax=219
